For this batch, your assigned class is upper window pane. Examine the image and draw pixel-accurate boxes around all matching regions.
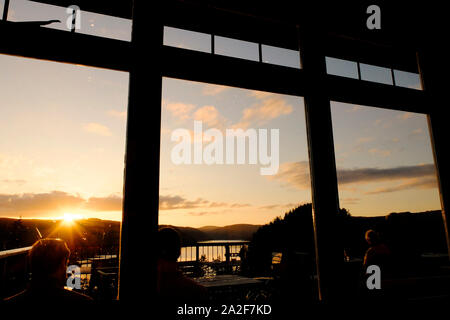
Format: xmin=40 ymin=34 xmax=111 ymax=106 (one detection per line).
xmin=394 ymin=70 xmax=422 ymax=90
xmin=325 ymin=57 xmax=359 ymax=79
xmin=8 ymin=0 xmax=69 ymax=32
xmin=1 ymin=0 xmax=5 ymax=19
xmin=76 ymin=10 xmax=132 ymax=42
xmin=214 ymin=36 xmax=259 ymax=62
xmin=360 ymin=63 xmax=393 ymax=85
xmin=8 ymin=0 xmax=132 ymax=41
xmin=261 ymin=44 xmax=301 ymax=69
xmin=163 ymin=26 xmax=211 ymax=53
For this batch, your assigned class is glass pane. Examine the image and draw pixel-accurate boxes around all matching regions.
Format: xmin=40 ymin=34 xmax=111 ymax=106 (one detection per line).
xmin=331 ymin=101 xmax=447 ymax=302
xmin=163 ymin=26 xmax=211 ymax=53
xmin=394 ymin=70 xmax=422 ymax=90
xmin=0 ymin=54 xmax=129 ymax=300
xmin=261 ymin=44 xmax=301 ymax=69
xmin=1 ymin=0 xmax=5 ymax=19
xmin=159 ymin=78 xmax=314 ymax=305
xmin=360 ymin=63 xmax=393 ymax=85
xmin=8 ymin=0 xmax=69 ymax=32
xmin=325 ymin=57 xmax=359 ymax=79
xmin=214 ymin=36 xmax=259 ymax=61
xmin=77 ymin=10 xmax=132 ymax=42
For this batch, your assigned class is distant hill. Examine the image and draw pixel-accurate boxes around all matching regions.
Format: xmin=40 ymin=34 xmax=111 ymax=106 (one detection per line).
xmin=160 ymin=224 xmax=261 ymax=245
xmin=198 ymin=224 xmax=261 ymax=241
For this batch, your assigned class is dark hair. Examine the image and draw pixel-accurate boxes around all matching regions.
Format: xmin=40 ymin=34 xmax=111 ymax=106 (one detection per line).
xmin=365 ymin=229 xmax=379 ymax=245
xmin=29 ymin=238 xmax=70 ymax=280
xmin=158 ymin=227 xmax=181 ymax=261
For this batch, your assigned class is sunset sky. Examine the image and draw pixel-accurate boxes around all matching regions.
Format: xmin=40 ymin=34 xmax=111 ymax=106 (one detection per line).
xmin=0 ymin=1 xmax=442 ymax=227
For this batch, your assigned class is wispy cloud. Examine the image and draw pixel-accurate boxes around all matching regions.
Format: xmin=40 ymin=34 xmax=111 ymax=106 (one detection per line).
xmin=83 ymin=122 xmax=112 ymax=137
xmin=258 ymin=202 xmax=300 ymax=210
xmin=368 ymin=148 xmax=391 ymax=157
xmin=364 ymin=176 xmax=438 ymax=195
xmin=193 ymin=105 xmax=228 ymax=129
xmin=1 ymin=179 xmax=27 ymax=185
xmin=107 ymin=109 xmax=127 ymax=119
xmin=0 ymin=191 xmax=123 ymax=216
xmin=159 ymin=194 xmax=250 ymax=211
xmin=269 ymin=162 xmax=438 ymax=195
xmin=164 ymin=102 xmax=195 ymax=121
xmin=234 ymin=96 xmax=293 ymax=129
xmin=202 ymin=84 xmax=228 ymax=96
xmin=337 ymin=164 xmax=435 ymax=185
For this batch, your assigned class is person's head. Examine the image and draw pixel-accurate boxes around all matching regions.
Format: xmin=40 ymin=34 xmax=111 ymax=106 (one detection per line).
xmin=365 ymin=229 xmax=379 ymax=246
xmin=29 ymin=238 xmax=70 ymax=286
xmin=157 ymin=227 xmax=181 ymax=261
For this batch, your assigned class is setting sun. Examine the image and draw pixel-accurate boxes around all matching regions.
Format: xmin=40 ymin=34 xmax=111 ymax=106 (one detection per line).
xmin=62 ymin=213 xmax=82 ymax=224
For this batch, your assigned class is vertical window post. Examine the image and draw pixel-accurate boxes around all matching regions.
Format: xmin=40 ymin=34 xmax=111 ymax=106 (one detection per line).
xmin=118 ymin=0 xmax=163 ymax=301
xmin=298 ymin=25 xmax=344 ymax=302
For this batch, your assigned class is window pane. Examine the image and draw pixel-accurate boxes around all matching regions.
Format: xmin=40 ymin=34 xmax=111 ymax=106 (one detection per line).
xmin=394 ymin=70 xmax=422 ymax=90
xmin=331 ymin=101 xmax=446 ymax=301
xmin=325 ymin=57 xmax=359 ymax=79
xmin=360 ymin=63 xmax=393 ymax=85
xmin=77 ymin=10 xmax=132 ymax=42
xmin=0 ymin=54 xmax=129 ymax=300
xmin=1 ymin=0 xmax=5 ymax=19
xmin=163 ymin=26 xmax=211 ymax=53
xmin=261 ymin=44 xmax=301 ymax=69
xmin=8 ymin=0 xmax=69 ymax=32
xmin=214 ymin=36 xmax=259 ymax=61
xmin=160 ymin=78 xmax=314 ymax=304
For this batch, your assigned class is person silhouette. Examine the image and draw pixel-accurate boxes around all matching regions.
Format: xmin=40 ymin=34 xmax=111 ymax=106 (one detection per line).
xmin=363 ymin=229 xmax=391 ymax=271
xmin=3 ymin=238 xmax=92 ymax=302
xmin=156 ymin=227 xmax=207 ymax=301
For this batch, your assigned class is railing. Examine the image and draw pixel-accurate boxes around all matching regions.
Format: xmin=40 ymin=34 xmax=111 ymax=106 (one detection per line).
xmin=0 ymin=246 xmax=31 ymax=299
xmin=178 ymin=241 xmax=249 ymax=277
xmin=0 ymin=242 xmax=248 ymax=299
xmin=0 ymin=245 xmax=120 ymax=300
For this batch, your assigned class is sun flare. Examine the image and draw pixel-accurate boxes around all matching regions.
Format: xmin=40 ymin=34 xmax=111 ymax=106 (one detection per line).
xmin=62 ymin=213 xmax=82 ymax=224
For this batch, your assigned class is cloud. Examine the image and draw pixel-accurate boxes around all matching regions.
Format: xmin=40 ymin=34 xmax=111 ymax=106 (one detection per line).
xmin=258 ymin=203 xmax=299 ymax=210
xmin=1 ymin=179 xmax=27 ymax=185
xmin=345 ymin=105 xmax=364 ymax=113
xmin=235 ymin=96 xmax=293 ymax=129
xmin=248 ymin=91 xmax=275 ymax=100
xmin=202 ymin=84 xmax=228 ymax=96
xmin=193 ymin=105 xmax=228 ymax=129
xmin=269 ymin=162 xmax=438 ymax=195
xmin=83 ymin=122 xmax=112 ymax=137
xmin=364 ymin=176 xmax=438 ymax=195
xmin=368 ymin=148 xmax=391 ymax=157
xmin=398 ymin=112 xmax=414 ymax=120
xmin=164 ymin=102 xmax=195 ymax=121
xmin=107 ymin=109 xmax=127 ymax=119
xmin=159 ymin=194 xmax=250 ymax=211
xmin=0 ymin=191 xmax=125 ymax=216
xmin=336 ymin=164 xmax=435 ymax=185
xmin=85 ymin=195 xmax=123 ymax=211
xmin=356 ymin=137 xmax=374 ymax=144
xmin=340 ymin=198 xmax=360 ymax=205
xmin=267 ymin=161 xmax=310 ymax=190
xmin=0 ymin=191 xmax=85 ymax=213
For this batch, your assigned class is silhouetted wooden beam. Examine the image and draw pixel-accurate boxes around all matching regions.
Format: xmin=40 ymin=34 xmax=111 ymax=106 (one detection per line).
xmin=162 ymin=46 xmax=428 ymax=114
xmin=0 ymin=21 xmax=131 ymax=72
xmin=419 ymin=51 xmax=450 ymax=261
xmin=118 ymin=0 xmax=162 ymax=302
xmin=299 ymin=26 xmax=343 ymax=303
